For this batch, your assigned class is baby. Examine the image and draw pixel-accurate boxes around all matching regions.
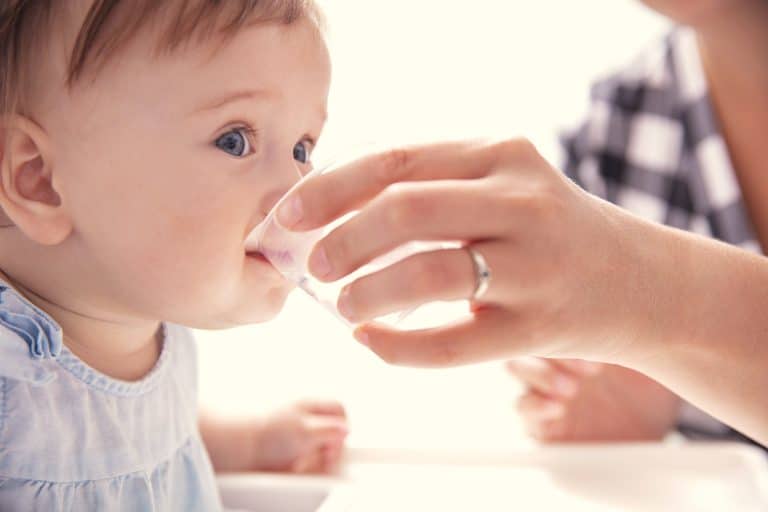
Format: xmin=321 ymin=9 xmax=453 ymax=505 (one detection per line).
xmin=0 ymin=0 xmax=346 ymax=510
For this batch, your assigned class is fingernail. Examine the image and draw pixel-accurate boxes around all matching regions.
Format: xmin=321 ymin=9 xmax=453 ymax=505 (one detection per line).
xmin=277 ymin=195 xmax=303 ymax=228
xmin=555 ymin=376 xmax=578 ymax=397
xmin=354 ymin=328 xmax=369 ymax=347
xmin=310 ymin=247 xmax=332 ymax=279
xmin=337 ymin=287 xmax=356 ymax=321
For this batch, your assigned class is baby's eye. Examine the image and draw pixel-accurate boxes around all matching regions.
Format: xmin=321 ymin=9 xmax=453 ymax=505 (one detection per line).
xmin=293 ymin=140 xmax=312 ymax=164
xmin=215 ymin=128 xmax=253 ymax=157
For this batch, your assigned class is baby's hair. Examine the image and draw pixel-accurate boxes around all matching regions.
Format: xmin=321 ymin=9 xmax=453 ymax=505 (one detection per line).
xmin=0 ymin=0 xmax=322 ymax=117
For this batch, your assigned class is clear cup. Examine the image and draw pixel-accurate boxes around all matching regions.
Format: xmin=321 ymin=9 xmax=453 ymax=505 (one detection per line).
xmin=245 ymin=157 xmax=456 ymax=328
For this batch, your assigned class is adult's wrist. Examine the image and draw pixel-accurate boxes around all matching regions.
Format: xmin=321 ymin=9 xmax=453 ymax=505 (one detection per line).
xmin=595 ymin=206 xmax=693 ymax=370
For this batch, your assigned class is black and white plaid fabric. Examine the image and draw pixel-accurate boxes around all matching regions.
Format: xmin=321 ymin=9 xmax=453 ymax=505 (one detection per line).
xmin=560 ymin=27 xmax=764 ymax=449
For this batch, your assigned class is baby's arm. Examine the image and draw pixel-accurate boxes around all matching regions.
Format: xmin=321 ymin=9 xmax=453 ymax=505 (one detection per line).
xmin=199 ymin=400 xmax=348 ymax=474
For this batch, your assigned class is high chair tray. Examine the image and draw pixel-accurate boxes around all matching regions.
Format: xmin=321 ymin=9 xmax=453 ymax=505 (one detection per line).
xmin=218 ymin=442 xmax=768 ymax=511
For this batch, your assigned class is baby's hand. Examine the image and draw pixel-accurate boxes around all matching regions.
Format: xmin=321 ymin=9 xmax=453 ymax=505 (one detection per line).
xmin=506 ymin=357 xmax=681 ymax=442
xmin=252 ymin=400 xmax=348 ymax=474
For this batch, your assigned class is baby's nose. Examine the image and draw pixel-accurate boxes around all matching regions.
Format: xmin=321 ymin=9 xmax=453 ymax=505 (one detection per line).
xmin=258 ymin=158 xmax=305 ymax=216
xmin=260 ymin=188 xmax=291 ymax=217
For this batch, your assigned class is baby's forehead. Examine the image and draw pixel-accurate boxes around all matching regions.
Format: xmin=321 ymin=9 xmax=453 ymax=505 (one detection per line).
xmin=68 ymin=0 xmax=318 ymax=83
xmin=114 ymin=21 xmax=325 ymax=101
xmin=48 ymin=17 xmax=330 ymax=143
xmin=175 ymin=22 xmax=331 ymax=124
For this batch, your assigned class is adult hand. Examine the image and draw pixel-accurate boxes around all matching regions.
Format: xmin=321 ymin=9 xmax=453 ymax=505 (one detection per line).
xmin=276 ymin=138 xmax=768 ymax=445
xmin=277 ymin=139 xmax=666 ymax=367
xmin=507 ymin=358 xmax=682 ymax=442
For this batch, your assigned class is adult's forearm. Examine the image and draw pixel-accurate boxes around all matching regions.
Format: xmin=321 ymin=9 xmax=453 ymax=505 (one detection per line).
xmin=625 ymin=221 xmax=768 ymax=444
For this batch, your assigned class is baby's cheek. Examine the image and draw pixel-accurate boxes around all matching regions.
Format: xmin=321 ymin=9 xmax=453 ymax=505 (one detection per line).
xmin=135 ymin=199 xmax=252 ymax=312
xmin=170 ymin=246 xmax=235 ymax=290
xmin=134 ymin=236 xmax=227 ymax=290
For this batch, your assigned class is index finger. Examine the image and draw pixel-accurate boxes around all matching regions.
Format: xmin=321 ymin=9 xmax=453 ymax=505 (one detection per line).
xmin=277 ymin=139 xmax=500 ymax=231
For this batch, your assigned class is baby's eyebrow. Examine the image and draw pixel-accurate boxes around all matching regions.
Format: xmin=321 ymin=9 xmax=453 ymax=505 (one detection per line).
xmin=192 ymin=88 xmax=277 ymax=115
xmin=191 ymin=87 xmax=328 ymax=124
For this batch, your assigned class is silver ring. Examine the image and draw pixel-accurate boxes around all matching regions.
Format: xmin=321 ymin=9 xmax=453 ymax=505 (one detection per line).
xmin=467 ymin=246 xmax=491 ymax=301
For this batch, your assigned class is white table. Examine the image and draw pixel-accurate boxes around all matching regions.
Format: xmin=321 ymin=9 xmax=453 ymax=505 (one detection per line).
xmin=218 ymin=442 xmax=768 ymax=511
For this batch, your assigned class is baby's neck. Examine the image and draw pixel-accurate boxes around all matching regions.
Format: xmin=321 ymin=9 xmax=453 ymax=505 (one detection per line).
xmin=60 ymin=314 xmax=163 ymax=382
xmin=0 ymin=268 xmax=162 ymax=381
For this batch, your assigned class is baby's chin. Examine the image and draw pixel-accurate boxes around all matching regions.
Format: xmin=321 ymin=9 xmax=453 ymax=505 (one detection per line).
xmin=160 ymin=257 xmax=295 ymax=328
xmin=180 ymin=302 xmax=286 ymax=330
xmin=219 ymin=281 xmax=294 ymax=327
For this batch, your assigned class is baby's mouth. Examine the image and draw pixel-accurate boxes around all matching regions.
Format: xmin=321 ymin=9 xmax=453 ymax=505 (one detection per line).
xmin=252 ymin=247 xmax=295 ymax=267
xmin=244 ymin=218 xmax=267 ymax=254
xmin=245 ymin=249 xmax=297 ymax=289
xmin=246 ymin=250 xmax=269 ymax=262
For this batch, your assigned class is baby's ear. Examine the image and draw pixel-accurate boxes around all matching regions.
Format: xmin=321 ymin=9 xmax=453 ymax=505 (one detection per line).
xmin=0 ymin=115 xmax=72 ymax=245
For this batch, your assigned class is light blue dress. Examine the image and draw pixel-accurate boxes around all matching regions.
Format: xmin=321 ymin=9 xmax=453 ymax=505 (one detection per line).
xmin=0 ymin=280 xmax=222 ymax=511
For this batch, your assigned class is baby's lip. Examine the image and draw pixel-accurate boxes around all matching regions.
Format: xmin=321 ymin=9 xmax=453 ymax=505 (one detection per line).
xmin=245 ymin=251 xmax=269 ymax=265
xmin=244 ymin=228 xmax=264 ymax=253
xmin=255 ymin=247 xmax=295 ymax=267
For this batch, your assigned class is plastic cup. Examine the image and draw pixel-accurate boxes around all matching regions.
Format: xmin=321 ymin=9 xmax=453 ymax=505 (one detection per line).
xmin=245 ymin=159 xmax=453 ymax=328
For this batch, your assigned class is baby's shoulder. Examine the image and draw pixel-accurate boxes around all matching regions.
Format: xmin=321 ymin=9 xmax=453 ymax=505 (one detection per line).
xmin=0 ymin=317 xmax=59 ymax=387
xmin=0 ymin=282 xmax=201 ymax=486
xmin=0 ymin=322 xmax=70 ymax=480
xmin=0 ymin=322 xmax=200 ymax=482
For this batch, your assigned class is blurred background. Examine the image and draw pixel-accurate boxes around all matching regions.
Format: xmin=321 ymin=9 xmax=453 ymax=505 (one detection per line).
xmin=197 ymin=0 xmax=670 ymax=452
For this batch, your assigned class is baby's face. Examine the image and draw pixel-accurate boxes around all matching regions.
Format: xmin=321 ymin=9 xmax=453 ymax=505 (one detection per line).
xmin=41 ymin=19 xmax=330 ymax=327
